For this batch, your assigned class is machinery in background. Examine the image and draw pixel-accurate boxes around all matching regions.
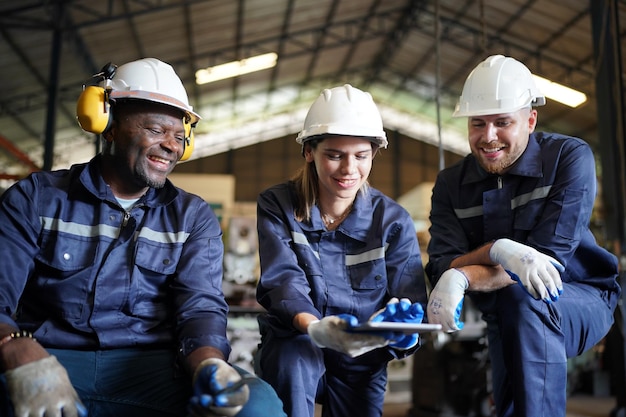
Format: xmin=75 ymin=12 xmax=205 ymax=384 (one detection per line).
xmin=223 ymin=216 xmax=260 ymax=303
xmin=222 ymin=214 xmax=265 ymax=373
xmin=227 ymin=312 xmax=262 ymax=374
xmin=223 ymin=216 xmax=259 ymax=285
xmin=410 ymin=298 xmax=493 ymax=417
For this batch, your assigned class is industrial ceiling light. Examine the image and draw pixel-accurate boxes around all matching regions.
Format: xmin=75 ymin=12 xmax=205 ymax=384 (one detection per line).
xmin=196 ymin=52 xmax=278 ymax=85
xmin=532 ymin=74 xmax=587 ymax=108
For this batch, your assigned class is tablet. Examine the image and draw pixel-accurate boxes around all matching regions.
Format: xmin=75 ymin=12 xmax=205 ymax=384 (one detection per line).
xmin=351 ymin=322 xmax=442 ymax=334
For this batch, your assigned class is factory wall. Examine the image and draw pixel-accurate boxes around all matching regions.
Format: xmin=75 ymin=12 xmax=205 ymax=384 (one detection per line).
xmin=173 ymin=130 xmax=465 ymax=203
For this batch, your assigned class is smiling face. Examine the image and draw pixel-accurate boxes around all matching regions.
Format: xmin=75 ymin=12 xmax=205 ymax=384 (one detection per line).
xmin=102 ymin=101 xmax=186 ymax=198
xmin=468 ymin=107 xmax=537 ymax=174
xmin=304 ymin=135 xmax=376 ymax=209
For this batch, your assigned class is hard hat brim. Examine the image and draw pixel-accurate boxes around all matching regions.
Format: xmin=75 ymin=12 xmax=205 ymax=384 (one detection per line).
xmin=110 ymin=90 xmax=200 ymax=124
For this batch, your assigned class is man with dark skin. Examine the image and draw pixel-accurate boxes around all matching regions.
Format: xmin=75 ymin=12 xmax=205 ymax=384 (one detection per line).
xmin=0 ymin=58 xmax=284 ymax=417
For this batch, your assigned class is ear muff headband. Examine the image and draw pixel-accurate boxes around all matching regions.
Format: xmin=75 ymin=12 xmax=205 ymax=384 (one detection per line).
xmin=76 ymin=85 xmax=112 ymax=134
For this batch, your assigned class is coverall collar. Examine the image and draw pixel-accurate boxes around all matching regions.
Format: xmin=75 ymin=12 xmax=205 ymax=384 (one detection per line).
xmin=74 ymin=154 xmax=180 ymax=208
xmin=301 ymin=190 xmax=373 ymax=243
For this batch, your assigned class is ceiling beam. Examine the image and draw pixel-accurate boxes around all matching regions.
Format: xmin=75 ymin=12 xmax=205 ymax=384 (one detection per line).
xmin=0 ymin=133 xmax=40 ymax=173
xmin=334 ymin=0 xmax=382 ymax=79
xmin=303 ymin=0 xmax=341 ymax=84
xmin=364 ymin=0 xmax=425 ymax=88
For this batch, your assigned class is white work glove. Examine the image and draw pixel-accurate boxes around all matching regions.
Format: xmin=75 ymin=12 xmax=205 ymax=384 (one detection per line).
xmin=5 ymin=355 xmax=87 ymax=417
xmin=369 ymin=297 xmax=424 ymax=350
xmin=490 ymin=238 xmax=564 ymax=302
xmin=308 ymin=314 xmax=389 ymax=357
xmin=188 ymin=358 xmax=250 ymax=417
xmin=427 ymin=269 xmax=469 ymax=333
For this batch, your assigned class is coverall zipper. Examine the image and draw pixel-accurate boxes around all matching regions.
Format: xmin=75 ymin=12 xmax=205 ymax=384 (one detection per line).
xmin=122 ymin=211 xmax=131 ymax=227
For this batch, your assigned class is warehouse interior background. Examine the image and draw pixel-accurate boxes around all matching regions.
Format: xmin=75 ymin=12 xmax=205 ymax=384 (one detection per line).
xmin=1 ymin=1 xmax=625 ymax=415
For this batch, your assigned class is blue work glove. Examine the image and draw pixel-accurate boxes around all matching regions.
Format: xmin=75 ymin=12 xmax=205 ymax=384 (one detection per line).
xmin=490 ymin=238 xmax=564 ymax=302
xmin=427 ymin=268 xmax=469 ymax=333
xmin=308 ymin=314 xmax=390 ymax=357
xmin=370 ymin=297 xmax=424 ymax=349
xmin=188 ymin=358 xmax=250 ymax=417
xmin=5 ymin=356 xmax=87 ymax=417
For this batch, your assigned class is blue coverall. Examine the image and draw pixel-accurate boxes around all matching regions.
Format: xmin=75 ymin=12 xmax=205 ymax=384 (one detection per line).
xmin=0 ymin=155 xmax=284 ymax=417
xmin=426 ymin=132 xmax=621 ymax=417
xmin=256 ymin=181 xmax=428 ymax=417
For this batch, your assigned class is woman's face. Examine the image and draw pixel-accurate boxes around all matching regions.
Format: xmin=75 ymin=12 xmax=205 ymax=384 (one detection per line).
xmin=305 ymin=135 xmax=376 ymax=203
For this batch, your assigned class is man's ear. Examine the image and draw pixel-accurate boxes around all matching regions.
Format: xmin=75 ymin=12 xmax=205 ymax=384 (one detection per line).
xmin=102 ymin=123 xmax=115 ymax=142
xmin=528 ymin=109 xmax=538 ymax=133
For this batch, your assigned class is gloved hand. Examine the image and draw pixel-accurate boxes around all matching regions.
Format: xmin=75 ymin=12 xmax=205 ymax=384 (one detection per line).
xmin=427 ymin=268 xmax=469 ymax=333
xmin=490 ymin=238 xmax=564 ymax=302
xmin=308 ymin=314 xmax=389 ymax=357
xmin=188 ymin=358 xmax=250 ymax=417
xmin=5 ymin=355 xmax=87 ymax=417
xmin=370 ymin=297 xmax=424 ymax=349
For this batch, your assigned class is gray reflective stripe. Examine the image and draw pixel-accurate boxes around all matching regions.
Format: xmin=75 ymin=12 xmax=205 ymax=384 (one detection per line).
xmin=292 ymin=231 xmax=388 ymax=264
xmin=41 ymin=216 xmax=119 ymax=239
xmin=454 ymin=205 xmax=483 ymax=219
xmin=138 ymin=227 xmax=189 ymax=244
xmin=454 ymin=185 xmax=552 ymax=219
xmin=511 ymin=185 xmax=551 ymax=210
xmin=292 ymin=231 xmax=320 ymax=259
xmin=346 ymin=244 xmax=388 ymax=266
xmin=41 ymin=217 xmax=189 ymax=244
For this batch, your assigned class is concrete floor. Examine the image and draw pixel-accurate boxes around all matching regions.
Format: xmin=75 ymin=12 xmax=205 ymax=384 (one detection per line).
xmin=314 ymin=394 xmax=618 ymax=416
xmin=565 ymin=395 xmax=618 ymax=417
xmin=309 ymin=352 xmax=621 ymax=417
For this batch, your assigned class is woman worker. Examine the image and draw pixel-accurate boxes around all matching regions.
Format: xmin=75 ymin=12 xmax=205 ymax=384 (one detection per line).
xmin=255 ymin=84 xmax=428 ymax=417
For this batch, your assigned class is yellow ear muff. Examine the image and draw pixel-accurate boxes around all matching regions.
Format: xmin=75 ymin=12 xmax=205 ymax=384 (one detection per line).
xmin=76 ymin=85 xmax=112 ymax=134
xmin=180 ymin=118 xmax=195 ymax=161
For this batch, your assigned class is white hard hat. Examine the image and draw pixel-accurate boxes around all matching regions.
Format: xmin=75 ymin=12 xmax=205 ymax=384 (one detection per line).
xmin=296 ymin=84 xmax=388 ymax=148
xmin=452 ymin=54 xmax=545 ymax=118
xmin=108 ymin=58 xmax=200 ymax=124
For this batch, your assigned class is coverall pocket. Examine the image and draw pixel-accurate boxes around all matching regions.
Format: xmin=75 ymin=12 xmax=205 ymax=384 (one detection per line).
xmin=34 ymin=234 xmax=97 ymax=319
xmin=555 ymin=188 xmax=585 ymax=240
xmin=347 ymin=258 xmax=387 ymax=290
xmin=37 ymin=233 xmax=98 ymax=273
xmin=128 ymin=241 xmax=182 ymax=317
xmin=134 ymin=240 xmax=181 ymax=275
xmin=513 ymin=198 xmax=544 ymax=232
